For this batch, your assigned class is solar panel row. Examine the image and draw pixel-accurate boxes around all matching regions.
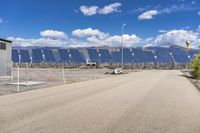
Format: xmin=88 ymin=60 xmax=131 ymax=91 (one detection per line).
xmin=12 ymin=47 xmax=200 ymax=64
xmin=12 ymin=48 xmax=86 ymax=64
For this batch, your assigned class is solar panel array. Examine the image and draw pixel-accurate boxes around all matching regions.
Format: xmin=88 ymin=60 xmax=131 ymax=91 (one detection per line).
xmin=69 ymin=49 xmax=85 ymax=63
xmin=12 ymin=49 xmax=19 ymax=63
xmin=32 ymin=49 xmax=43 ymax=63
xmin=87 ymin=48 xmax=100 ymax=62
xmin=121 ymin=48 xmax=133 ymax=63
xmin=153 ymin=47 xmax=172 ymax=64
xmin=170 ymin=47 xmax=190 ymax=64
xmin=43 ymin=48 xmax=55 ymax=63
xmin=58 ymin=49 xmax=70 ymax=63
xmin=187 ymin=49 xmax=200 ymax=60
xmin=132 ymin=48 xmax=146 ymax=64
xmin=20 ymin=50 xmax=31 ymax=63
xmin=99 ymin=49 xmax=113 ymax=63
xmin=144 ymin=50 xmax=155 ymax=63
xmin=12 ymin=46 xmax=200 ymax=65
xmin=111 ymin=51 xmax=121 ymax=63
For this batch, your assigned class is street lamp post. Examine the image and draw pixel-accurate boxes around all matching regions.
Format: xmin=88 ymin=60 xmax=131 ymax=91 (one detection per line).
xmin=121 ymin=23 xmax=126 ymax=69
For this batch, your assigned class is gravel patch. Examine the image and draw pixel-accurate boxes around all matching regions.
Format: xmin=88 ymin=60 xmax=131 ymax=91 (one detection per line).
xmin=0 ymin=68 xmax=137 ymax=96
xmin=181 ymin=69 xmax=200 ymax=91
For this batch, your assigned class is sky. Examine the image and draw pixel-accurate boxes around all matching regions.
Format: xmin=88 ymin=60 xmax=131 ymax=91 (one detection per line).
xmin=0 ymin=0 xmax=200 ymax=48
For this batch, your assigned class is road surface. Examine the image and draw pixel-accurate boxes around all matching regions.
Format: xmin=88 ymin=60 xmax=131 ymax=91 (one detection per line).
xmin=1 ymin=70 xmax=200 ymax=133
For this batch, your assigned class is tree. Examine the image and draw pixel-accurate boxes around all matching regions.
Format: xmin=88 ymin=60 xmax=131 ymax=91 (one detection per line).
xmin=190 ymin=54 xmax=200 ymax=79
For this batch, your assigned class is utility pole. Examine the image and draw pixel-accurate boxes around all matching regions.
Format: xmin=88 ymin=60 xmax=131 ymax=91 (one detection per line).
xmin=121 ymin=23 xmax=126 ymax=69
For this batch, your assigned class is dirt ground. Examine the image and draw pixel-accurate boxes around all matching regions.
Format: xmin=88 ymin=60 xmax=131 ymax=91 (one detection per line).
xmin=0 ymin=68 xmax=134 ymax=96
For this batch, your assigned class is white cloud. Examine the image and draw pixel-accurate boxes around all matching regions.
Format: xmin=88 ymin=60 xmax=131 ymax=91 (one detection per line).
xmin=197 ymin=25 xmax=200 ymax=33
xmin=79 ymin=2 xmax=122 ymax=16
xmin=162 ymin=3 xmax=200 ymax=14
xmin=106 ymin=34 xmax=140 ymax=47
xmin=154 ymin=29 xmax=200 ymax=48
xmin=8 ymin=29 xmax=68 ymax=47
xmin=7 ymin=37 xmax=68 ymax=47
xmin=85 ymin=34 xmax=140 ymax=47
xmin=79 ymin=6 xmax=98 ymax=16
xmin=98 ymin=2 xmax=122 ymax=15
xmin=140 ymin=25 xmax=200 ymax=48
xmin=72 ymin=28 xmax=108 ymax=39
xmin=8 ymin=26 xmax=200 ymax=48
xmin=0 ymin=17 xmax=4 ymax=23
xmin=9 ymin=28 xmax=140 ymax=47
xmin=40 ymin=30 xmax=67 ymax=40
xmin=136 ymin=3 xmax=200 ymax=20
xmin=198 ymin=11 xmax=200 ymax=16
xmin=138 ymin=10 xmax=159 ymax=20
xmin=72 ymin=28 xmax=140 ymax=47
xmin=158 ymin=30 xmax=169 ymax=33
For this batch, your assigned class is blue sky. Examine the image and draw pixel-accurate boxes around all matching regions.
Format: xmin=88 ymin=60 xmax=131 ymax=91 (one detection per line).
xmin=0 ymin=0 xmax=200 ymax=48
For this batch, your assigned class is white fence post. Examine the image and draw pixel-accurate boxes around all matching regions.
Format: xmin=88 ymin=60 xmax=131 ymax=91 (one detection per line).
xmin=26 ymin=63 xmax=28 ymax=85
xmin=17 ymin=64 xmax=20 ymax=93
xmin=62 ymin=66 xmax=66 ymax=85
xmin=10 ymin=63 xmax=13 ymax=82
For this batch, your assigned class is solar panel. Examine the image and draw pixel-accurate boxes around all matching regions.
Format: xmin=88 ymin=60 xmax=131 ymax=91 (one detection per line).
xmin=53 ymin=50 xmax=61 ymax=63
xmin=19 ymin=50 xmax=31 ymax=63
xmin=170 ymin=47 xmax=190 ymax=64
xmin=187 ymin=49 xmax=200 ymax=60
xmin=58 ymin=49 xmax=70 ymax=63
xmin=111 ymin=51 xmax=121 ymax=63
xmin=87 ymin=48 xmax=100 ymax=62
xmin=132 ymin=48 xmax=146 ymax=64
xmin=120 ymin=48 xmax=133 ymax=63
xmin=32 ymin=48 xmax=44 ymax=63
xmin=12 ymin=49 xmax=19 ymax=63
xmin=153 ymin=47 xmax=172 ymax=64
xmin=43 ymin=49 xmax=55 ymax=63
xmin=144 ymin=50 xmax=155 ymax=63
xmin=98 ymin=49 xmax=113 ymax=63
xmin=69 ymin=49 xmax=85 ymax=63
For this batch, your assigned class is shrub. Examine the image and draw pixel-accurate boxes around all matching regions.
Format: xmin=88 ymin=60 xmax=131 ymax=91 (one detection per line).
xmin=190 ymin=54 xmax=200 ymax=79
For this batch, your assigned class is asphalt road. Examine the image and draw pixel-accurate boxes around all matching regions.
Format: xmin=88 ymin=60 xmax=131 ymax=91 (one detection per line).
xmin=1 ymin=70 xmax=200 ymax=133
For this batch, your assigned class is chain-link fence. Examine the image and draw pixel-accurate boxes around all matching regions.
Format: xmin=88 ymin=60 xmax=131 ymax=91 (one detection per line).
xmin=0 ymin=66 xmax=111 ymax=95
xmin=0 ymin=62 xmax=12 ymax=80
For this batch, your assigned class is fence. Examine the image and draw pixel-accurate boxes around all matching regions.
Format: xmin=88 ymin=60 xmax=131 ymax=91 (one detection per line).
xmin=0 ymin=65 xmax=109 ymax=95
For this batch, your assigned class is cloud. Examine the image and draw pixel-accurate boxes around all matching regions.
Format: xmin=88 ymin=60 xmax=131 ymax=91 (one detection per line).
xmin=72 ymin=28 xmax=108 ymax=39
xmin=79 ymin=6 xmax=98 ymax=16
xmin=9 ymin=28 xmax=141 ymax=47
xmin=138 ymin=10 xmax=159 ymax=20
xmin=85 ymin=34 xmax=140 ymax=47
xmin=160 ymin=3 xmax=199 ymax=14
xmin=7 ymin=37 xmax=68 ymax=47
xmin=8 ymin=26 xmax=200 ymax=48
xmin=8 ymin=29 xmax=68 ymax=47
xmin=198 ymin=11 xmax=200 ymax=16
xmin=106 ymin=34 xmax=141 ymax=47
xmin=40 ymin=30 xmax=68 ymax=40
xmin=139 ymin=25 xmax=200 ymax=48
xmin=0 ymin=18 xmax=3 ymax=23
xmin=158 ymin=30 xmax=169 ymax=33
xmin=154 ymin=30 xmax=200 ymax=48
xmin=11 ymin=26 xmax=200 ymax=48
xmin=79 ymin=2 xmax=122 ymax=16
xmin=197 ymin=25 xmax=200 ymax=33
xmin=98 ymin=2 xmax=122 ymax=15
xmin=146 ymin=26 xmax=200 ymax=48
xmin=0 ymin=17 xmax=5 ymax=23
xmin=73 ymin=28 xmax=140 ymax=47
xmin=136 ymin=3 xmax=200 ymax=20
